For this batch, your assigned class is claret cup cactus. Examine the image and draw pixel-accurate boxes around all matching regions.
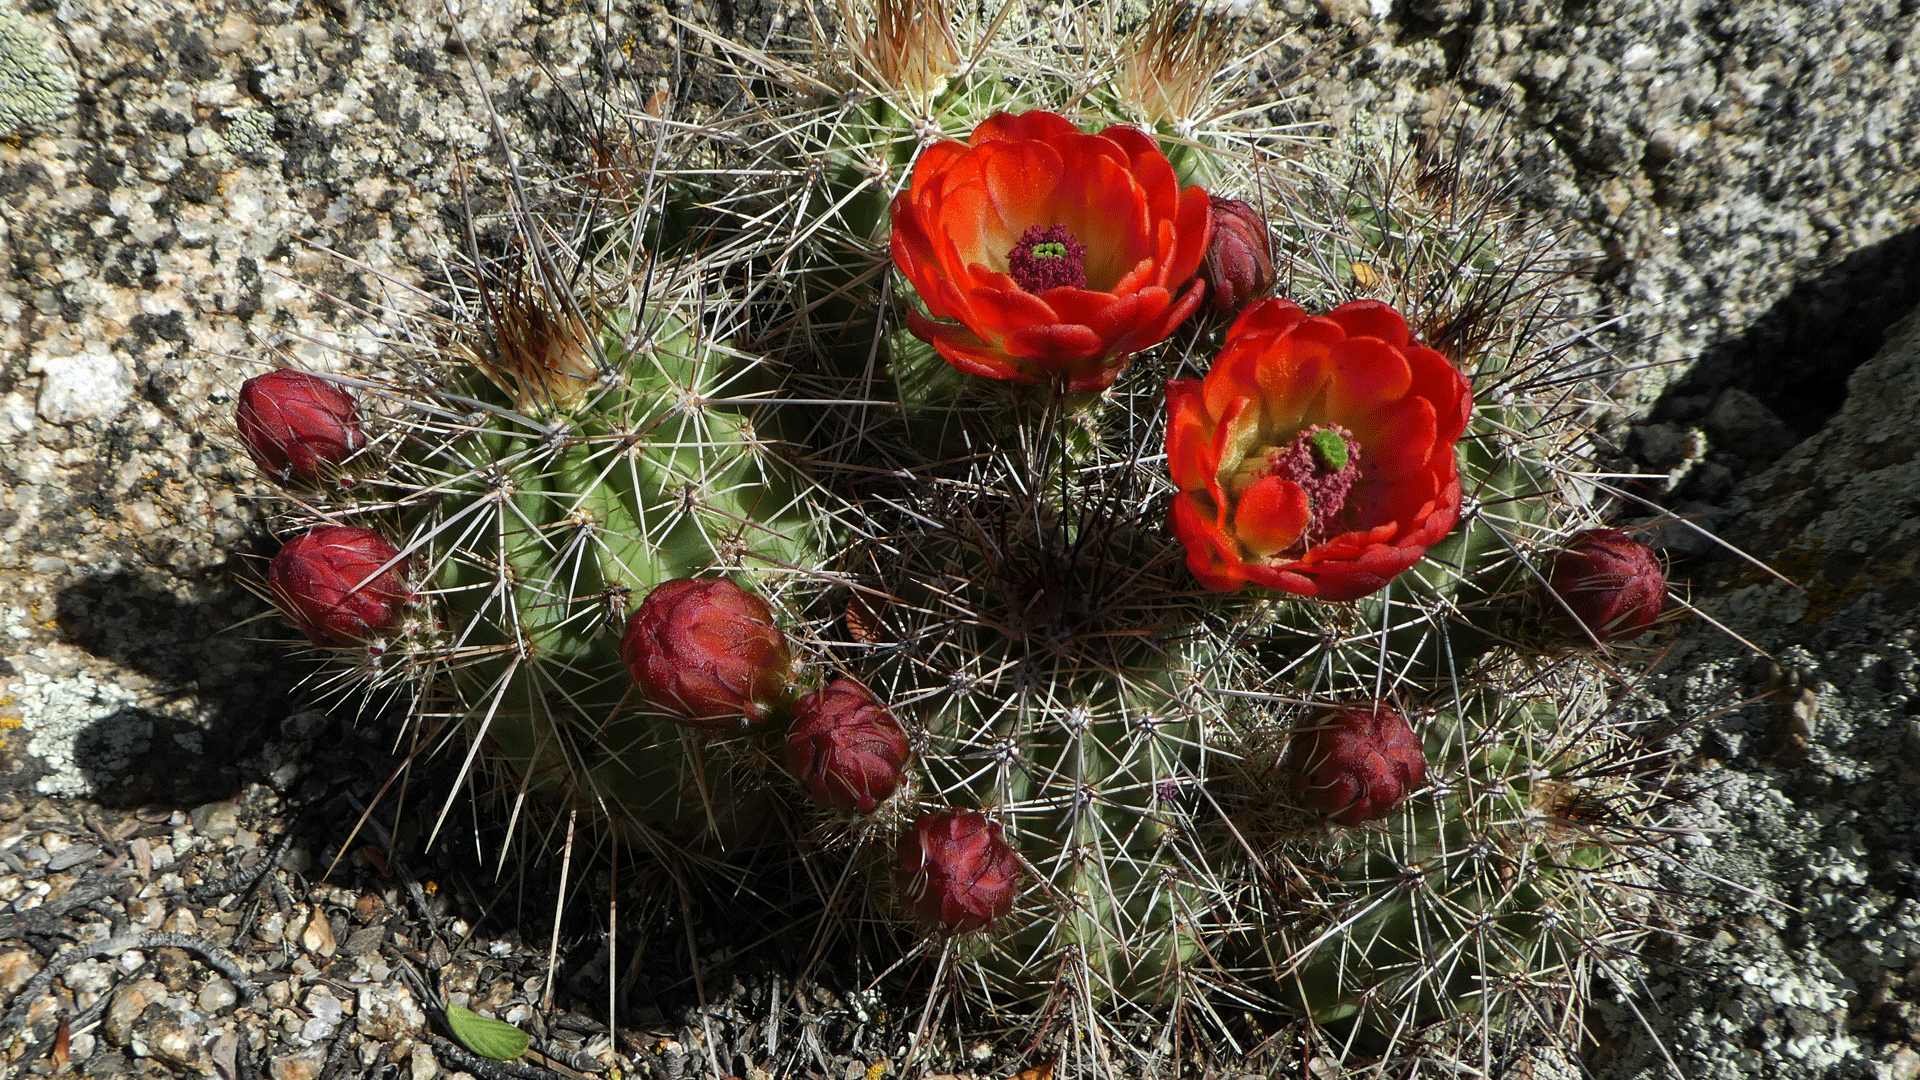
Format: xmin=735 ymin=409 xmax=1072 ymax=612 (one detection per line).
xmin=232 ymin=1 xmax=1704 ymax=1075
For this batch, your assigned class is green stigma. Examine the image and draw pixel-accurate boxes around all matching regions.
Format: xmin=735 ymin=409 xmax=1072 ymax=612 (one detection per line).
xmin=1310 ymin=428 xmax=1350 ymax=472
xmin=1031 ymin=241 xmax=1068 ymax=259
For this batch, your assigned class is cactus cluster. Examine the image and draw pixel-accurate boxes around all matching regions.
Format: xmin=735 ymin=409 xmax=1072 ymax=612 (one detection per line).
xmin=231 ymin=2 xmax=1690 ymax=1075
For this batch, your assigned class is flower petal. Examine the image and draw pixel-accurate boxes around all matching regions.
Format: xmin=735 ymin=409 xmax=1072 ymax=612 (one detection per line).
xmin=973 ymin=110 xmax=1081 ymax=144
xmin=1164 ymin=379 xmax=1214 ymax=492
xmin=1233 ymin=476 xmax=1310 ymax=556
xmin=980 ymin=142 xmax=1067 ymax=251
xmin=965 ymin=281 xmax=1061 ymax=338
xmin=1171 ymin=493 xmax=1250 ymax=591
xmin=1229 ymin=297 xmax=1309 ymax=339
xmin=1324 ymin=335 xmax=1413 ymax=418
xmin=1113 ymin=279 xmax=1204 ymax=357
xmin=906 ymin=310 xmax=1028 ymax=382
xmin=1325 ymin=299 xmax=1411 ymax=346
xmin=1004 ymin=321 xmax=1105 ymax=360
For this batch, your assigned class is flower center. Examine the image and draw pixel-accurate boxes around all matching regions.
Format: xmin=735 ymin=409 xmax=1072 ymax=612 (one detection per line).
xmin=1006 ymin=224 xmax=1088 ymax=293
xmin=1229 ymin=424 xmax=1362 ymax=543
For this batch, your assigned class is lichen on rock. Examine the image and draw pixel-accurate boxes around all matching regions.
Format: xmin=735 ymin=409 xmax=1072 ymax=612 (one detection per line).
xmin=0 ymin=7 xmax=77 ymax=137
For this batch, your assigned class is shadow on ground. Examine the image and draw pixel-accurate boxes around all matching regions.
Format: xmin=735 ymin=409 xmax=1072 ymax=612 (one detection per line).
xmin=49 ymin=557 xmax=300 ymax=808
xmin=1652 ymin=223 xmax=1920 ymax=441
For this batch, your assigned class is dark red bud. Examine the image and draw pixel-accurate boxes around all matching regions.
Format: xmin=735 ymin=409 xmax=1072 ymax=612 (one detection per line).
xmin=236 ymin=370 xmax=365 ymax=486
xmin=1200 ymin=195 xmax=1275 ymax=316
xmin=620 ymin=578 xmax=793 ymax=734
xmin=1545 ymin=529 xmax=1666 ymax=643
xmin=785 ymin=678 xmax=910 ymax=813
xmin=894 ymin=810 xmax=1023 ymax=931
xmin=268 ymin=526 xmax=411 ymax=646
xmin=1293 ymin=703 xmax=1426 ymax=826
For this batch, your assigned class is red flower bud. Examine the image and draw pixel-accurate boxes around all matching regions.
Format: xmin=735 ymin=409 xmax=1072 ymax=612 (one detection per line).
xmin=894 ymin=810 xmax=1023 ymax=931
xmin=268 ymin=526 xmax=411 ymax=646
xmin=1545 ymin=528 xmax=1666 ymax=643
xmin=1293 ymin=703 xmax=1426 ymax=826
xmin=1201 ymin=196 xmax=1274 ymax=315
xmin=620 ymin=578 xmax=793 ymax=734
xmin=236 ymin=370 xmax=366 ymax=486
xmin=785 ymin=678 xmax=910 ymax=813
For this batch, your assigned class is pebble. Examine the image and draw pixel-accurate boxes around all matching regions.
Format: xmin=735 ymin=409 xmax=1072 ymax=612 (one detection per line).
xmin=104 ymin=978 xmax=167 ymax=1045
xmin=270 ymin=1049 xmax=329 ymax=1080
xmin=199 ymin=977 xmax=239 ymax=1013
xmin=345 ymin=925 xmax=385 ymax=957
xmin=191 ymin=801 xmax=242 ymax=839
xmin=302 ymin=909 xmax=338 ymax=956
xmin=410 ymin=1042 xmax=441 ymax=1080
xmin=145 ymin=1003 xmax=213 ymax=1072
xmin=302 ymin=984 xmax=345 ymax=1041
xmin=0 ymin=949 xmax=39 ymax=994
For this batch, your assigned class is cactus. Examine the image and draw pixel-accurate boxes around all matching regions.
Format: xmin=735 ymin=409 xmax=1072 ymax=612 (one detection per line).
xmin=247 ymin=258 xmax=832 ymax=843
xmin=230 ymin=2 xmax=1700 ymax=1075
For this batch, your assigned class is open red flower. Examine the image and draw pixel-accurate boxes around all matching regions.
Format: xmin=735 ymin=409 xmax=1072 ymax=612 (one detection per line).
xmin=1165 ymin=298 xmax=1472 ymax=600
xmin=889 ymin=110 xmax=1212 ymax=392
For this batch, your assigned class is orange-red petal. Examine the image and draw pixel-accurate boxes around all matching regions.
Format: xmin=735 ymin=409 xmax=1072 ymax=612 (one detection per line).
xmin=1234 ymin=477 xmax=1311 ymax=556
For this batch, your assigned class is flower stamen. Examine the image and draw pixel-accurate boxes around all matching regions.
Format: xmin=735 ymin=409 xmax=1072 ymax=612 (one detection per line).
xmin=1229 ymin=424 xmax=1361 ymax=548
xmin=1007 ymin=224 xmax=1088 ymax=293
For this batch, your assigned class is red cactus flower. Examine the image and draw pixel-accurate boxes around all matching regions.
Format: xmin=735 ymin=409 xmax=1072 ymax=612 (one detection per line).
xmin=236 ymin=370 xmax=365 ymax=486
xmin=785 ymin=678 xmax=911 ymax=813
xmin=268 ymin=526 xmax=411 ymax=646
xmin=1165 ymin=297 xmax=1473 ymax=600
xmin=889 ymin=110 xmax=1212 ymax=392
xmin=620 ymin=578 xmax=794 ymax=734
xmin=1200 ymin=196 xmax=1274 ymax=315
xmin=1293 ymin=703 xmax=1427 ymax=826
xmin=894 ymin=810 xmax=1023 ymax=931
xmin=1546 ymin=528 xmax=1666 ymax=643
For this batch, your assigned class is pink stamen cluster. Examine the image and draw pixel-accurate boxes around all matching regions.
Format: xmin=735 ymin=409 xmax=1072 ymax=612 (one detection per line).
xmin=1006 ymin=223 xmax=1088 ymax=293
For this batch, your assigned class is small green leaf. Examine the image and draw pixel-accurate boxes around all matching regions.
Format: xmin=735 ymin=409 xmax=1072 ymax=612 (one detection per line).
xmin=445 ymin=1003 xmax=530 ymax=1061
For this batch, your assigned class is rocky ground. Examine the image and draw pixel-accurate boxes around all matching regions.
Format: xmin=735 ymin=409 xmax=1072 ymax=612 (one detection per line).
xmin=0 ymin=0 xmax=1916 ymax=1076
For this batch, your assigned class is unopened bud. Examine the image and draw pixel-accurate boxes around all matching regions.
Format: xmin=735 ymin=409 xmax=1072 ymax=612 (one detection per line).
xmin=785 ymin=679 xmax=910 ymax=813
xmin=894 ymin=810 xmax=1022 ymax=931
xmin=1200 ymin=196 xmax=1274 ymax=316
xmin=236 ymin=370 xmax=366 ymax=487
xmin=1293 ymin=703 xmax=1426 ymax=826
xmin=268 ymin=526 xmax=411 ymax=646
xmin=1546 ymin=528 xmax=1667 ymax=643
xmin=620 ymin=578 xmax=794 ymax=734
